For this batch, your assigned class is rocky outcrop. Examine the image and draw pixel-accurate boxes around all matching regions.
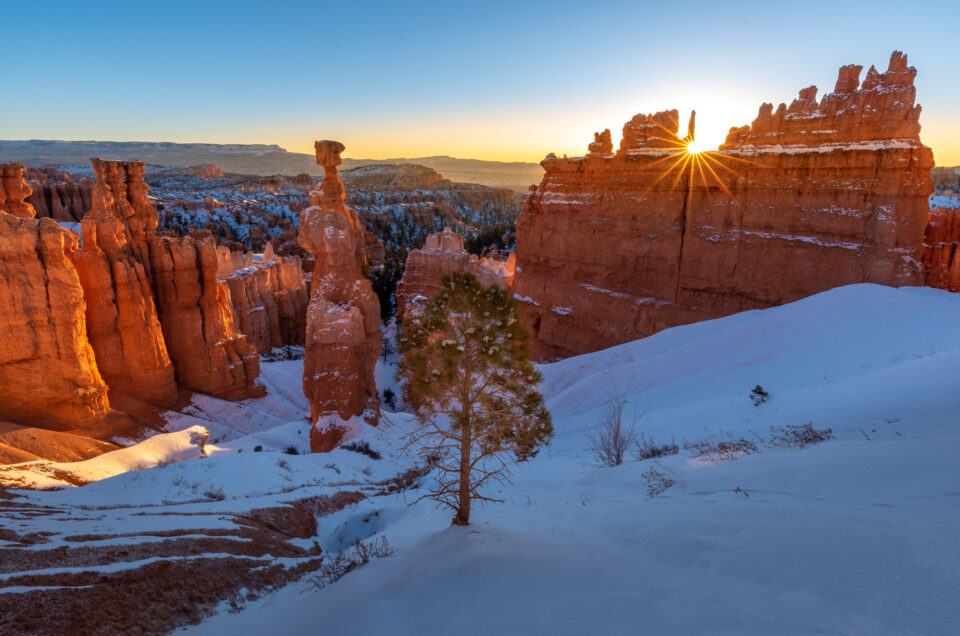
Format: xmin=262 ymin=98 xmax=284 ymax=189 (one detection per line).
xmin=299 ymin=141 xmax=381 ymax=451
xmin=396 ymin=227 xmax=515 ymax=321
xmin=71 ymin=161 xmax=177 ymax=406
xmin=515 ymin=52 xmax=934 ymax=359
xmin=0 ymin=213 xmax=108 ymax=430
xmin=26 ymin=167 xmax=92 ymax=223
xmin=0 ymin=163 xmax=37 ymax=219
xmin=923 ymin=206 xmax=960 ymax=291
xmin=218 ymin=244 xmax=309 ymax=354
xmin=148 ymin=233 xmax=264 ymax=400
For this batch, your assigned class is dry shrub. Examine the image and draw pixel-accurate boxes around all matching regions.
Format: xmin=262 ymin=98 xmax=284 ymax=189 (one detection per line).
xmin=768 ymin=423 xmax=833 ymax=448
xmin=683 ymin=431 xmax=759 ymax=462
xmin=310 ymin=536 xmax=395 ymax=590
xmin=642 ymin=464 xmax=676 ymax=498
xmin=633 ymin=433 xmax=679 ymax=460
xmin=586 ymin=399 xmax=638 ymax=467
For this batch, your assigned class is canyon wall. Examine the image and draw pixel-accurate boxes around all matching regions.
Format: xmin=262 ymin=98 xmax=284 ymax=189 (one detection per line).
xmin=0 ymin=212 xmax=109 ymax=430
xmin=514 ymin=51 xmax=935 ymax=359
xmin=396 ymin=227 xmax=515 ymax=321
xmin=218 ymin=243 xmax=309 ymax=354
xmin=923 ymin=206 xmax=960 ymax=291
xmin=72 ymin=161 xmax=177 ymax=406
xmin=0 ymin=157 xmax=271 ymax=455
xmin=299 ymin=141 xmax=381 ymax=452
xmin=26 ymin=167 xmax=92 ymax=223
xmin=148 ymin=234 xmax=264 ymax=400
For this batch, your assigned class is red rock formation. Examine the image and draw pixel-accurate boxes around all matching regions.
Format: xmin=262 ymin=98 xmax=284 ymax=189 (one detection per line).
xmin=71 ymin=162 xmax=177 ymax=406
xmin=25 ymin=167 xmax=93 ymax=223
xmin=0 ymin=163 xmax=37 ymax=219
xmin=396 ymin=227 xmax=515 ymax=321
xmin=515 ymin=52 xmax=934 ymax=359
xmin=299 ymin=141 xmax=381 ymax=451
xmin=218 ymin=244 xmax=309 ymax=354
xmin=0 ymin=213 xmax=109 ymax=430
xmin=363 ymin=229 xmax=386 ymax=266
xmin=923 ymin=205 xmax=960 ymax=291
xmin=148 ymin=233 xmax=264 ymax=400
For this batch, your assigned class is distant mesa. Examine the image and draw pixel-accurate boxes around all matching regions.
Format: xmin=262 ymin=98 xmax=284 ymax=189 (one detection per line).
xmin=0 ymin=140 xmax=545 ymax=192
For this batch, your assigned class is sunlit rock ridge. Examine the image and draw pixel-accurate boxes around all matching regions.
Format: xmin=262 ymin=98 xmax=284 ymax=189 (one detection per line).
xmin=514 ymin=51 xmax=935 ymax=359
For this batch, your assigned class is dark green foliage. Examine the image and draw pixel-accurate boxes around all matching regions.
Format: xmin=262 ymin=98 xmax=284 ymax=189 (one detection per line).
xmin=253 ymin=445 xmax=263 ymax=453
xmin=464 ymin=222 xmax=515 ymax=255
xmin=283 ymin=445 xmax=300 ymax=455
xmin=397 ymin=272 xmax=552 ymax=525
xmin=383 ymin=388 xmax=397 ymax=410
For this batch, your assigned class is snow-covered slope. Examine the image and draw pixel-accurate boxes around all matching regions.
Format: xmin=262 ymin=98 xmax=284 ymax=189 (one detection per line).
xmin=190 ymin=284 xmax=960 ymax=635
xmin=3 ymin=284 xmax=958 ymax=634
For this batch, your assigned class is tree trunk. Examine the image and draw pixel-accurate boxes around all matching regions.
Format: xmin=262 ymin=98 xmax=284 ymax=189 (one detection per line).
xmin=453 ymin=419 xmax=472 ymax=526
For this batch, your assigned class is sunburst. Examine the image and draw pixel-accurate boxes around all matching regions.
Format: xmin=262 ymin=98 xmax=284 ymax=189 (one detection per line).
xmin=630 ymin=114 xmax=753 ymax=203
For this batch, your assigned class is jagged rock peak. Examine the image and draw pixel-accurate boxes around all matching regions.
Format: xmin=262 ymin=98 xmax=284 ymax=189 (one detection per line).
xmin=587 ymin=129 xmax=613 ymax=157
xmin=722 ymin=51 xmax=924 ymax=150
xmin=0 ymin=162 xmax=37 ymax=218
xmin=312 ymin=140 xmax=347 ymax=210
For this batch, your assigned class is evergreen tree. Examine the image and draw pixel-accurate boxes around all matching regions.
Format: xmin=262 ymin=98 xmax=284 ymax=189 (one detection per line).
xmin=397 ymin=272 xmax=552 ymax=525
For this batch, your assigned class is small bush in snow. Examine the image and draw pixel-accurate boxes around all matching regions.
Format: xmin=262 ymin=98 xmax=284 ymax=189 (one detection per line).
xmin=342 ymin=440 xmax=382 ymax=460
xmin=633 ymin=433 xmax=679 ymax=461
xmin=684 ymin=431 xmax=759 ymax=462
xmin=310 ymin=536 xmax=395 ymax=591
xmin=253 ymin=445 xmax=263 ymax=453
xmin=283 ymin=445 xmax=300 ymax=456
xmin=586 ymin=399 xmax=638 ymax=467
xmin=204 ymin=486 xmax=225 ymax=501
xmin=750 ymin=385 xmax=770 ymax=406
xmin=767 ymin=422 xmax=833 ymax=448
xmin=261 ymin=345 xmax=305 ymax=362
xmin=642 ymin=464 xmax=676 ymax=497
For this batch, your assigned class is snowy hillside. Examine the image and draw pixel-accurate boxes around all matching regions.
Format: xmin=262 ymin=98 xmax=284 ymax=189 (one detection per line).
xmin=183 ymin=284 xmax=960 ymax=635
xmin=2 ymin=284 xmax=958 ymax=634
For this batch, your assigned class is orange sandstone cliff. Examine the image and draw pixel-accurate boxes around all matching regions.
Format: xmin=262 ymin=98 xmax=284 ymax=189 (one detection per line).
xmin=299 ymin=141 xmax=381 ymax=452
xmin=71 ymin=161 xmax=177 ymax=406
xmin=514 ymin=51 xmax=934 ymax=359
xmin=148 ymin=233 xmax=264 ymax=400
xmin=923 ymin=205 xmax=960 ymax=291
xmin=0 ymin=212 xmax=109 ymax=430
xmin=0 ymin=163 xmax=37 ymax=219
xmin=396 ymin=227 xmax=515 ymax=321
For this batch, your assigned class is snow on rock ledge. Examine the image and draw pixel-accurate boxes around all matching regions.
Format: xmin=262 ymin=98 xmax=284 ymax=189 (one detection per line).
xmin=0 ymin=425 xmax=209 ymax=489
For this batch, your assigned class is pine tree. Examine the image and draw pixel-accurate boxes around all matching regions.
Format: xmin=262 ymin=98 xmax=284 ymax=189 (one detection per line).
xmin=397 ymin=272 xmax=552 ymax=526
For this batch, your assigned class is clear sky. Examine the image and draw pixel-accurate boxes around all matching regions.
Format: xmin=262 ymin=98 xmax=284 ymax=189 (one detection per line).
xmin=4 ymin=0 xmax=959 ymax=163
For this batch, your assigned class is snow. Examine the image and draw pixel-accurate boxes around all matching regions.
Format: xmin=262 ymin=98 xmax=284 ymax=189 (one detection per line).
xmin=6 ymin=283 xmax=959 ymax=634
xmin=184 ymin=284 xmax=960 ymax=634
xmin=0 ymin=426 xmax=209 ymax=489
xmin=930 ymin=195 xmax=960 ymax=210
xmin=726 ymin=139 xmax=918 ymax=156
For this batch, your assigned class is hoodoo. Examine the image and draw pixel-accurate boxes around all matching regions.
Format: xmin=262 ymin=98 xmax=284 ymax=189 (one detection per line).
xmin=396 ymin=227 xmax=515 ymax=321
xmin=0 ymin=162 xmax=37 ymax=219
xmin=0 ymin=212 xmax=109 ymax=430
xmin=514 ymin=51 xmax=934 ymax=359
xmin=71 ymin=160 xmax=177 ymax=406
xmin=299 ymin=140 xmax=381 ymax=452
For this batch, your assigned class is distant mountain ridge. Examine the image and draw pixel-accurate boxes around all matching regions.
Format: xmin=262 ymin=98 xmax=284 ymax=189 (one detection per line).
xmin=0 ymin=140 xmax=544 ymax=192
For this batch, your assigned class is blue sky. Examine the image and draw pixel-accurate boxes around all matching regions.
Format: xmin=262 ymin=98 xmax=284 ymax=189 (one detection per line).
xmin=3 ymin=0 xmax=958 ymax=162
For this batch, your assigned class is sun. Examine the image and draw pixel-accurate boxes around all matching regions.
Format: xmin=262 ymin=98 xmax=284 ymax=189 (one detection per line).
xmin=685 ymin=138 xmax=705 ymax=155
